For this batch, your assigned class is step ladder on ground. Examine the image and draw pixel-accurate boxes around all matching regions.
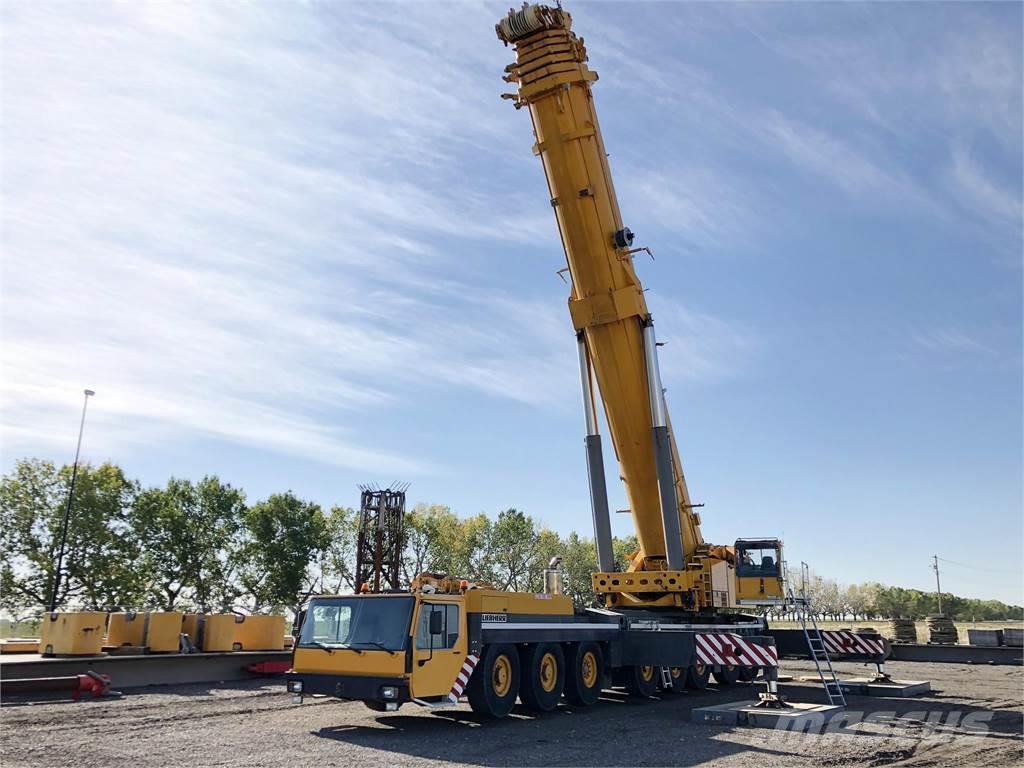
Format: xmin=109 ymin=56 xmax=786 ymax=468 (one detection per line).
xmin=790 ymin=561 xmax=846 ymax=707
xmin=660 ymin=667 xmax=674 ymax=690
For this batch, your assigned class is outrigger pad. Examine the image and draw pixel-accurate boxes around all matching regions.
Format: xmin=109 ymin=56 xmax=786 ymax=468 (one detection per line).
xmin=692 ymin=701 xmax=844 ymax=728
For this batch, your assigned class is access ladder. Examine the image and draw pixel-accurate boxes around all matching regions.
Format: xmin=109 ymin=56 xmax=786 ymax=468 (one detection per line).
xmin=790 ymin=561 xmax=846 ymax=707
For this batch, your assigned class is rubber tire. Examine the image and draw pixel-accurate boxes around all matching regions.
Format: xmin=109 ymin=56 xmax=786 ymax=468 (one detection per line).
xmin=518 ymin=643 xmax=565 ymax=713
xmin=624 ymin=665 xmax=659 ymax=698
xmin=738 ymin=665 xmax=760 ymax=683
xmin=686 ymin=659 xmax=711 ymax=690
xmin=712 ymin=664 xmax=739 ymax=686
xmin=467 ymin=643 xmax=520 ymax=718
xmin=659 ymin=666 xmax=686 ymax=693
xmin=564 ymin=642 xmax=603 ymax=706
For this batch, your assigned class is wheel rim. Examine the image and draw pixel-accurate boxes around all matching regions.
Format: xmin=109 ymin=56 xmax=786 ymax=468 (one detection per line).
xmin=581 ymin=651 xmax=598 ymax=688
xmin=492 ymin=655 xmax=512 ymax=697
xmin=694 ymin=660 xmax=706 ymax=676
xmin=669 ymin=667 xmax=683 ymax=681
xmin=539 ymin=652 xmax=558 ymax=693
xmin=639 ymin=665 xmax=655 ymax=682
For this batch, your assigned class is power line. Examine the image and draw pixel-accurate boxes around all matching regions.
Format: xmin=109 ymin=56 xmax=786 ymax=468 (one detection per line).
xmin=935 ymin=556 xmax=1019 ymax=575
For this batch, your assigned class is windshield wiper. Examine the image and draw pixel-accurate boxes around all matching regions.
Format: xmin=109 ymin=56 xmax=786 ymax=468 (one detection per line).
xmin=307 ymin=641 xmax=369 ymax=655
xmin=352 ymin=641 xmax=397 ymax=655
xmin=308 ymin=641 xmax=336 ymax=655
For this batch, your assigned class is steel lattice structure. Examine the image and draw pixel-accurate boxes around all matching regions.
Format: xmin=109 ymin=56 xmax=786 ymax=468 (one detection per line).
xmin=354 ymin=483 xmax=408 ymax=593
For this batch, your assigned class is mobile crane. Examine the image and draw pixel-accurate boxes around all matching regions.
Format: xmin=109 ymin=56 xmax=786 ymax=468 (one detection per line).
xmin=285 ymin=3 xmax=791 ymax=719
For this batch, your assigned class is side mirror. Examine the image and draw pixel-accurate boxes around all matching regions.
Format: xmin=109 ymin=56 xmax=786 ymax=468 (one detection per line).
xmin=429 ymin=610 xmax=443 ymax=636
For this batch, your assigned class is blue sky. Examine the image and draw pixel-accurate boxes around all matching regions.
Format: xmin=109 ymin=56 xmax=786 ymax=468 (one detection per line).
xmin=2 ymin=2 xmax=1021 ymax=604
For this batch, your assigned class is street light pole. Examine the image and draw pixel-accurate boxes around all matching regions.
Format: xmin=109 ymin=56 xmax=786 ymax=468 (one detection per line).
xmin=47 ymin=389 xmax=95 ymax=613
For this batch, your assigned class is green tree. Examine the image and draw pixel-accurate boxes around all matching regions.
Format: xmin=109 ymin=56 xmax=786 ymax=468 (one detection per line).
xmin=402 ymin=503 xmax=462 ymax=582
xmin=238 ymin=492 xmax=328 ymax=612
xmin=316 ymin=505 xmax=358 ymax=594
xmin=560 ymin=531 xmax=599 ymax=607
xmin=459 ymin=513 xmax=496 ymax=583
xmin=0 ymin=459 xmax=141 ymax=613
xmin=60 ymin=463 xmax=144 ymax=610
xmin=491 ymin=508 xmax=537 ymax=591
xmin=612 ymin=534 xmax=639 ymax=571
xmin=132 ymin=476 xmax=245 ymax=612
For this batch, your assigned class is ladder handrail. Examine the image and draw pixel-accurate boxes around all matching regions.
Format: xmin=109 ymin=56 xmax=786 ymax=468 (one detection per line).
xmin=787 ymin=583 xmax=846 ymax=707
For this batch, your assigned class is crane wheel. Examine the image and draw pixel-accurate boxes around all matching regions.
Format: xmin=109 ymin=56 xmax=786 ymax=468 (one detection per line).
xmin=624 ymin=664 xmax=658 ymax=698
xmin=738 ymin=665 xmax=760 ymax=683
xmin=712 ymin=664 xmax=739 ymax=686
xmin=519 ymin=643 xmax=565 ymax=713
xmin=685 ymin=659 xmax=711 ymax=690
xmin=659 ymin=666 xmax=686 ymax=694
xmin=467 ymin=644 xmax=520 ymax=718
xmin=564 ymin=642 xmax=603 ymax=706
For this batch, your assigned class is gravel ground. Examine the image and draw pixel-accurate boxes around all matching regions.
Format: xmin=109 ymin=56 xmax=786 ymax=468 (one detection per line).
xmin=1 ymin=660 xmax=1020 ymax=767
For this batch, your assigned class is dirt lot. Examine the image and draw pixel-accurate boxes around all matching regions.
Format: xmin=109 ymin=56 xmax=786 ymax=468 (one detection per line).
xmin=1 ymin=660 xmax=1021 ymax=767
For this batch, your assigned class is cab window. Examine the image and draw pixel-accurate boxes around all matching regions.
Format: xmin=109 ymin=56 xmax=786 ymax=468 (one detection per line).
xmin=736 ymin=545 xmax=780 ymax=578
xmin=298 ymin=597 xmax=413 ymax=652
xmin=415 ymin=603 xmax=460 ymax=650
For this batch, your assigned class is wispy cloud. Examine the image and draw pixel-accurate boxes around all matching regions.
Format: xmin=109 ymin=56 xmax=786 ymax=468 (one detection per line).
xmin=759 ymin=110 xmax=926 ymax=206
xmin=948 ymin=148 xmax=1022 ymax=232
xmin=620 ymin=167 xmax=753 ymax=254
xmin=912 ymin=329 xmax=993 ymax=356
xmin=0 ymin=2 xmax=571 ymax=472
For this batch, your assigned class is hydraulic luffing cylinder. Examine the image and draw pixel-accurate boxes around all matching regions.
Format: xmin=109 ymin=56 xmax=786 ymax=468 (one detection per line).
xmin=577 ymin=334 xmax=614 ymax=572
xmin=642 ymin=322 xmax=685 ymax=571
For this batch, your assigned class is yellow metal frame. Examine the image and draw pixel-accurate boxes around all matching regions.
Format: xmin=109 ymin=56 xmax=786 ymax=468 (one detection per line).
xmin=592 ymin=570 xmax=694 ymax=594
xmin=499 ymin=5 xmax=708 ymax=590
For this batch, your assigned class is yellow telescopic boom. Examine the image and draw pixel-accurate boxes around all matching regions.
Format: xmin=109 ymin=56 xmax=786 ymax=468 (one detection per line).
xmin=496 ymin=4 xmax=707 ymax=586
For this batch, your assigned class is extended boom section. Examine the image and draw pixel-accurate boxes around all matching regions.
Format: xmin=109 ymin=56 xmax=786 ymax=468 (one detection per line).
xmin=497 ymin=4 xmax=713 ymax=607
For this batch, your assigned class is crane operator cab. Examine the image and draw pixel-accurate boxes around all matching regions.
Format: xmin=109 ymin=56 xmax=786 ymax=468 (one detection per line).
xmin=734 ymin=538 xmax=786 ymax=606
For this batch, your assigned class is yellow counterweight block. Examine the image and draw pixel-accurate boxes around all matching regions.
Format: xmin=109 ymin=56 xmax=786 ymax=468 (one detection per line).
xmin=39 ymin=612 xmax=106 ymax=656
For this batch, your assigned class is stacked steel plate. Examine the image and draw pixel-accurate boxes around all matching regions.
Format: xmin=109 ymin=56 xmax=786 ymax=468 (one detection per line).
xmin=888 ymin=617 xmax=918 ymax=644
xmin=926 ymin=614 xmax=959 ymax=645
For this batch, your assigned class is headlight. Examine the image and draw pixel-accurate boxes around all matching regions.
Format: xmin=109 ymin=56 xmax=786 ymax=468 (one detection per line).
xmin=380 ymin=686 xmax=398 ymax=700
xmin=287 ymin=680 xmax=303 ymax=693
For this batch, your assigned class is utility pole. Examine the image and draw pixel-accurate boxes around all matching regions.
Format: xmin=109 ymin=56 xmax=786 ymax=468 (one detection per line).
xmin=931 ymin=554 xmax=943 ymax=615
xmin=47 ymin=389 xmax=95 ymax=612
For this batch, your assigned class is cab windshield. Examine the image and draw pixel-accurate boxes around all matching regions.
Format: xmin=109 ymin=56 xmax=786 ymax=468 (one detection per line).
xmin=298 ymin=597 xmax=413 ymax=652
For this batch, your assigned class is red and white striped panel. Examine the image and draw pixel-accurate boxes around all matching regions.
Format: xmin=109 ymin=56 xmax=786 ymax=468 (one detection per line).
xmin=695 ymin=633 xmax=778 ymax=668
xmin=447 ymin=653 xmax=480 ymax=703
xmin=820 ymin=630 xmax=887 ymax=657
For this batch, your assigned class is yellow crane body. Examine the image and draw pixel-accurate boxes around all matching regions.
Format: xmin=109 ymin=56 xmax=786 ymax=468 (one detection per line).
xmin=497 ymin=4 xmax=783 ymax=609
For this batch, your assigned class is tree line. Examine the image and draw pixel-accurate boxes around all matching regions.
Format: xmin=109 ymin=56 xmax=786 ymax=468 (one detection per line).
xmin=0 ymin=459 xmax=637 ymax=620
xmin=773 ymin=573 xmax=1022 ymax=623
xmin=1 ymin=459 xmax=1020 ymax=624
